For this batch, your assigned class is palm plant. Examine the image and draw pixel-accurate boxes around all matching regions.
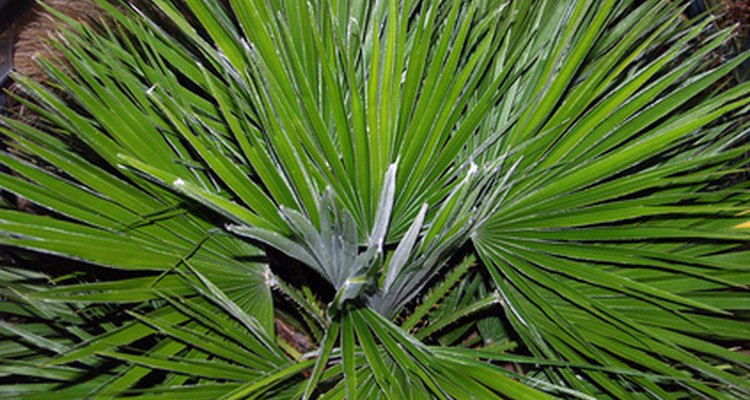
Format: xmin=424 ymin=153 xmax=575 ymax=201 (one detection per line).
xmin=1 ymin=0 xmax=750 ymax=398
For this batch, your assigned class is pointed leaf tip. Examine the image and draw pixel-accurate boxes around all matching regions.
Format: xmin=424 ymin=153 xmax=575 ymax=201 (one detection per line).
xmin=369 ymin=163 xmax=398 ymax=248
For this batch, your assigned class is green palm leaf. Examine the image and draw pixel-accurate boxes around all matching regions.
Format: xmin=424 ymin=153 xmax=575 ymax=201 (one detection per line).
xmin=1 ymin=0 xmax=749 ymax=398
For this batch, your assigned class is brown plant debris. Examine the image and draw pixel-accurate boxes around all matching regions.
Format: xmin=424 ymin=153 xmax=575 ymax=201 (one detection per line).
xmin=11 ymin=0 xmax=107 ymax=82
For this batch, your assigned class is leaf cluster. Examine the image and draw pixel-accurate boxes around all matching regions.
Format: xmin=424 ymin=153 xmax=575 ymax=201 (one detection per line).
xmin=1 ymin=0 xmax=750 ymax=398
